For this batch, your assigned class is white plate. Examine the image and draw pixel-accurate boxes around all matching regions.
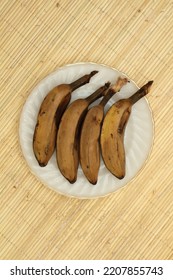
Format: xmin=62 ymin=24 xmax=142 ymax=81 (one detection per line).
xmin=19 ymin=62 xmax=154 ymax=199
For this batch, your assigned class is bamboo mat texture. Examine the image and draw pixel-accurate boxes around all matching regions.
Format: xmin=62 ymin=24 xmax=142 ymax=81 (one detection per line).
xmin=0 ymin=0 xmax=173 ymax=260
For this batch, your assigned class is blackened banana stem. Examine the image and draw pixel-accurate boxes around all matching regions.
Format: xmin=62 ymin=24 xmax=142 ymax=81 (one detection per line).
xmin=100 ymin=77 xmax=128 ymax=107
xmin=85 ymin=82 xmax=111 ymax=104
xmin=70 ymin=71 xmax=98 ymax=91
xmin=129 ymin=81 xmax=153 ymax=105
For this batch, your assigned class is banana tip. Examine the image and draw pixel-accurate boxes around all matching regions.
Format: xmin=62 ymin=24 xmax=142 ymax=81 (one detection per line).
xmin=105 ymin=82 xmax=111 ymax=88
xmin=117 ymin=174 xmax=125 ymax=180
xmin=90 ymin=180 xmax=97 ymax=185
xmin=148 ymin=80 xmax=154 ymax=86
xmin=68 ymin=178 xmax=77 ymax=184
xmin=39 ymin=162 xmax=47 ymax=167
xmin=147 ymin=80 xmax=154 ymax=92
xmin=90 ymin=70 xmax=99 ymax=77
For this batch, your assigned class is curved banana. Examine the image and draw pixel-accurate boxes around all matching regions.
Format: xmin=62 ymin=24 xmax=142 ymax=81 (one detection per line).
xmin=80 ymin=77 xmax=128 ymax=184
xmin=33 ymin=71 xmax=98 ymax=167
xmin=56 ymin=83 xmax=110 ymax=183
xmin=100 ymin=81 xmax=153 ymax=179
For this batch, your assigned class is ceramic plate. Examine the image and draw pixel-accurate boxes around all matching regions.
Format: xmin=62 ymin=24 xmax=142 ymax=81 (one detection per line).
xmin=19 ymin=62 xmax=154 ymax=198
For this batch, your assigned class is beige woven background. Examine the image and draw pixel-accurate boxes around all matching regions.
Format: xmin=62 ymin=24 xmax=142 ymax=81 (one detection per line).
xmin=1 ymin=0 xmax=173 ymax=260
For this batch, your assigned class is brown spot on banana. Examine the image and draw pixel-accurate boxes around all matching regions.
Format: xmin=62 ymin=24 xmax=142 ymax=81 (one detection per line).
xmin=40 ymin=111 xmax=46 ymax=116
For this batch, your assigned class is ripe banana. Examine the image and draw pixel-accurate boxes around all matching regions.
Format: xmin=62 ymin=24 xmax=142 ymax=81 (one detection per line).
xmin=80 ymin=77 xmax=128 ymax=185
xmin=33 ymin=71 xmax=98 ymax=167
xmin=56 ymin=83 xmax=110 ymax=183
xmin=100 ymin=81 xmax=153 ymax=179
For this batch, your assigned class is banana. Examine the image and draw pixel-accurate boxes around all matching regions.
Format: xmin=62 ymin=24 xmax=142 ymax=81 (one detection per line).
xmin=33 ymin=71 xmax=98 ymax=167
xmin=80 ymin=77 xmax=128 ymax=185
xmin=100 ymin=81 xmax=153 ymax=179
xmin=56 ymin=83 xmax=110 ymax=183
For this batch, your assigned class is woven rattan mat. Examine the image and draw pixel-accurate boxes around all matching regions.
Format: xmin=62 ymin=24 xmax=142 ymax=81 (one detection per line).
xmin=0 ymin=0 xmax=173 ymax=259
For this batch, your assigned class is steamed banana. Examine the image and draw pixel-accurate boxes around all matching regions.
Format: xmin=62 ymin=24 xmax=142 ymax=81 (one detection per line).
xmin=80 ymin=77 xmax=128 ymax=185
xmin=33 ymin=71 xmax=98 ymax=167
xmin=56 ymin=83 xmax=110 ymax=183
xmin=100 ymin=81 xmax=153 ymax=179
